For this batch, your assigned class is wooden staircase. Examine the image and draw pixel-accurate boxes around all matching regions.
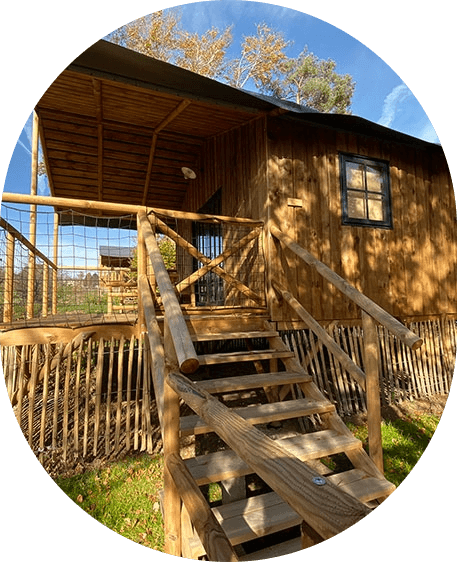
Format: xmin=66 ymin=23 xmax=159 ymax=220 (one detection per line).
xmin=171 ymin=312 xmax=396 ymax=559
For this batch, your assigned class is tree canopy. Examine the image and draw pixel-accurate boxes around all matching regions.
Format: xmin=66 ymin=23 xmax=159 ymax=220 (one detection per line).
xmin=107 ymin=9 xmax=355 ymax=114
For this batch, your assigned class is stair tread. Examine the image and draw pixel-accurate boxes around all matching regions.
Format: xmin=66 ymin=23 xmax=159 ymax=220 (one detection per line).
xmin=198 ymin=349 xmax=295 ymax=365
xmin=191 ymin=330 xmax=278 ymax=342
xmin=180 ymin=398 xmax=335 ymax=436
xmin=190 ymin=466 xmax=393 ymax=554
xmin=185 ymin=429 xmax=362 ymax=485
xmin=238 ymin=537 xmax=302 ymax=561
xmin=214 ymin=492 xmax=301 ymax=545
xmin=327 ymin=469 xmax=396 ymax=503
xmin=197 ymin=371 xmax=312 ymax=393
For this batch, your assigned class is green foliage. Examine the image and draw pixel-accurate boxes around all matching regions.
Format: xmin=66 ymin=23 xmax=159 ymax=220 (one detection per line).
xmin=107 ymin=11 xmax=355 ymax=114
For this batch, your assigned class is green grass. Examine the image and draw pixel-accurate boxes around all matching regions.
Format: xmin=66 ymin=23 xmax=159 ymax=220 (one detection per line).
xmin=55 ymin=454 xmax=165 ymax=551
xmin=54 ymin=412 xmax=440 ymax=552
xmin=347 ymin=413 xmax=440 ymax=487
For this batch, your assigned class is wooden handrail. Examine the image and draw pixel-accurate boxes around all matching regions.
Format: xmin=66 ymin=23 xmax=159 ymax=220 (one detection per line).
xmin=138 ymin=210 xmax=199 ymax=374
xmin=2 ymin=192 xmax=262 ymax=225
xmin=272 ymin=280 xmax=367 ymax=390
xmin=166 ymin=452 xmax=239 ymax=562
xmin=270 ymin=225 xmax=423 ymax=350
xmin=167 ymin=371 xmax=371 ymax=540
xmin=0 ymin=217 xmax=57 ymax=270
xmin=137 ymin=274 xmax=165 ymax=434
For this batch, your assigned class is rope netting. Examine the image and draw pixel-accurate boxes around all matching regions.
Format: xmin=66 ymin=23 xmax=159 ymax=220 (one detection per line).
xmin=0 ymin=204 xmax=138 ymax=326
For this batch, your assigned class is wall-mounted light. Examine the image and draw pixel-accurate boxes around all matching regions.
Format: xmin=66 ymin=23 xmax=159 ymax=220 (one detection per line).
xmin=181 ymin=167 xmax=197 ymax=180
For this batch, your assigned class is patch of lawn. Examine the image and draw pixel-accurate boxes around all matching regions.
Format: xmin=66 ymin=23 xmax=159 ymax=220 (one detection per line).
xmin=55 ymin=454 xmax=164 ymax=551
xmin=347 ymin=413 xmax=440 ymax=487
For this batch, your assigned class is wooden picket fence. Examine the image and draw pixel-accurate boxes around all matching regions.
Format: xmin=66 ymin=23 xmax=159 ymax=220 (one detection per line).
xmin=282 ymin=316 xmax=455 ymax=417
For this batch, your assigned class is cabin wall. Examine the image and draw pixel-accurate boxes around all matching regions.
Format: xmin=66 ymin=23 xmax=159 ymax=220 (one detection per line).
xmin=181 ymin=117 xmax=268 ymax=220
xmin=266 ymin=117 xmax=456 ymax=323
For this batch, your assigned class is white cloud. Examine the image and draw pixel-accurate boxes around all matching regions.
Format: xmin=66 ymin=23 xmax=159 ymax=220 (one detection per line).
xmin=377 ymin=83 xmax=412 ymax=128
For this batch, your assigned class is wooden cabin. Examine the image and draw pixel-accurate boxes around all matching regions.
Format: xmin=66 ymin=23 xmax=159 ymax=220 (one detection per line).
xmin=1 ymin=39 xmax=455 ymax=560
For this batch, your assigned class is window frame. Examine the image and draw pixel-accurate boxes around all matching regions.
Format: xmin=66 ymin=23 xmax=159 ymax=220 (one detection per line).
xmin=339 ymin=152 xmax=393 ymax=229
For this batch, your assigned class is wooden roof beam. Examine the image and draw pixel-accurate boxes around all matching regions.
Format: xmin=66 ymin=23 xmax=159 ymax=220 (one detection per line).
xmin=142 ymin=99 xmax=191 ymax=206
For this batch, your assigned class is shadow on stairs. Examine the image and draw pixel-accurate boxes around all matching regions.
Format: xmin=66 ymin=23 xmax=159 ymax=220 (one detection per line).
xmin=162 ymin=311 xmax=395 ymax=560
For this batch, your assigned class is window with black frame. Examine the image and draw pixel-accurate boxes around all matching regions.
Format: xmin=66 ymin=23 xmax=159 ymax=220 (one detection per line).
xmin=340 ymin=153 xmax=392 ymax=228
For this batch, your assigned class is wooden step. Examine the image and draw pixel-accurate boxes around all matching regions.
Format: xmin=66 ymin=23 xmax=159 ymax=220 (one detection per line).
xmin=185 ymin=429 xmax=363 ymax=485
xmin=188 ymin=491 xmax=302 ymax=557
xmin=191 ymin=330 xmax=278 ymax=342
xmin=327 ymin=469 xmax=396 ymax=503
xmin=180 ymin=398 xmax=335 ymax=436
xmin=198 ymin=349 xmax=295 ymax=366
xmin=187 ymin=472 xmax=394 ymax=558
xmin=238 ymin=537 xmax=302 ymax=561
xmin=197 ymin=371 xmax=312 ymax=394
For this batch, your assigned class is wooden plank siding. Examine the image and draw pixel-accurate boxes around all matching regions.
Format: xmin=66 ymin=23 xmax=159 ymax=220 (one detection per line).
xmin=265 ymin=117 xmax=456 ymax=323
xmin=184 ymin=113 xmax=455 ymax=323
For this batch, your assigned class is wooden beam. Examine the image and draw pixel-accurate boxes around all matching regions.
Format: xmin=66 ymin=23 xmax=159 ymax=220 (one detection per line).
xmin=270 ymin=225 xmax=423 ymax=350
xmin=138 ymin=210 xmax=199 ymax=374
xmin=272 ymin=280 xmax=367 ymax=391
xmin=142 ymin=100 xmax=191 ymax=206
xmin=167 ymin=371 xmax=371 ymax=540
xmin=0 ymin=218 xmax=57 ymax=270
xmin=362 ymin=311 xmax=384 ymax=474
xmin=1 ymin=193 xmax=263 ymax=226
xmin=155 ymin=216 xmax=264 ymax=305
xmin=166 ymin=452 xmax=239 ymax=562
xmin=26 ymin=111 xmax=39 ymax=319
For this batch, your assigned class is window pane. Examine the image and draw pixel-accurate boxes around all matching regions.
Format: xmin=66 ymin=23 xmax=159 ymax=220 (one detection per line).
xmin=347 ymin=190 xmax=366 ymax=219
xmin=366 ymin=165 xmax=383 ymax=192
xmin=367 ymin=194 xmax=384 ymax=221
xmin=346 ymin=162 xmax=364 ymax=190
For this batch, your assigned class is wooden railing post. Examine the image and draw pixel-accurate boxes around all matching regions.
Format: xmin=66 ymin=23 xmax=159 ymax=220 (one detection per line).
xmin=138 ymin=210 xmax=199 ymax=374
xmin=3 ymin=231 xmax=15 ymax=323
xmin=163 ymin=320 xmax=182 ymax=557
xmin=362 ymin=311 xmax=384 ymax=474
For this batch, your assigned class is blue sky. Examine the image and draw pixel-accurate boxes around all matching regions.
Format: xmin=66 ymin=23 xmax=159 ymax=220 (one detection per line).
xmin=2 ymin=0 xmax=440 ymax=201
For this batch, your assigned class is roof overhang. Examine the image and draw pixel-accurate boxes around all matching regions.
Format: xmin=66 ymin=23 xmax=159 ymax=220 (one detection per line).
xmin=36 ymin=40 xmax=276 ymax=215
xmin=35 ymin=39 xmax=441 ymax=221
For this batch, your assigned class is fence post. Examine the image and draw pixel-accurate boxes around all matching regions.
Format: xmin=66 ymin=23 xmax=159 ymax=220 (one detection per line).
xmin=362 ymin=311 xmax=384 ymax=474
xmin=3 ymin=231 xmax=15 ymax=323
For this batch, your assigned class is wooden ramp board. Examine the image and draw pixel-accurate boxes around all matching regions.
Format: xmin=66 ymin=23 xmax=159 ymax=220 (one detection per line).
xmin=191 ymin=330 xmax=278 ymax=342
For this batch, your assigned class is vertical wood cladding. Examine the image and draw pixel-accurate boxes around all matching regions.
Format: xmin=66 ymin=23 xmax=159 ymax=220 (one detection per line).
xmin=182 ymin=114 xmax=455 ymax=322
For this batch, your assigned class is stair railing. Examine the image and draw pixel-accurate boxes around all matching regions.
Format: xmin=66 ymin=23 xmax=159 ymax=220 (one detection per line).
xmin=270 ymin=225 xmax=423 ymax=473
xmin=137 ymin=210 xmax=199 ymax=374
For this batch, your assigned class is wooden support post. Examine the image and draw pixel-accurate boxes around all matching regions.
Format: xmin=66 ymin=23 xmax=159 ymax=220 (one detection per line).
xmin=41 ymin=264 xmax=49 ymax=317
xmin=26 ymin=111 xmax=39 ymax=319
xmin=166 ymin=452 xmax=238 ymax=562
xmin=362 ymin=311 xmax=384 ymax=474
xmin=3 ymin=231 xmax=15 ymax=323
xmin=136 ymin=213 xmax=147 ymax=333
xmin=163 ymin=320 xmax=182 ymax=557
xmin=52 ymin=212 xmax=59 ymax=315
